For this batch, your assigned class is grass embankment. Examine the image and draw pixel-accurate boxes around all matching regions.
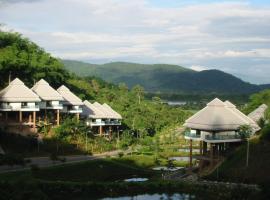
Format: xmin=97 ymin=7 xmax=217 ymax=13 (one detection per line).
xmin=207 ymin=137 xmax=270 ymax=184
xmin=206 ymin=137 xmax=270 ymax=199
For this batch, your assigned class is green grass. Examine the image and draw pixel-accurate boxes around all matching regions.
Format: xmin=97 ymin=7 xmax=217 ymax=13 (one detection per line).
xmin=0 ymin=157 xmax=159 ymax=183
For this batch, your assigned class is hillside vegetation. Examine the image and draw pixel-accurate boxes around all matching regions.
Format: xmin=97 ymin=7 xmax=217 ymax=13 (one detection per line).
xmin=63 ymin=60 xmax=269 ymax=94
xmin=207 ymin=89 xmax=270 ymax=199
xmin=0 ymin=30 xmax=190 ymax=137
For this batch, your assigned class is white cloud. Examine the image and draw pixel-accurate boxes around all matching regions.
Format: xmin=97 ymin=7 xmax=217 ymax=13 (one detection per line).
xmin=190 ymin=65 xmax=208 ymax=71
xmin=0 ymin=0 xmax=270 ymax=83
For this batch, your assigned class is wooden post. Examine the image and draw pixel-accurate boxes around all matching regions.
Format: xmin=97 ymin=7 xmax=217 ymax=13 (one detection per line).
xmin=109 ymin=126 xmax=112 ymax=138
xmin=56 ymin=109 xmax=60 ymax=126
xmin=19 ymin=111 xmax=22 ymax=123
xmin=99 ymin=126 xmax=103 ymax=136
xmin=210 ymin=143 xmax=214 ymax=167
xmin=29 ymin=114 xmax=32 ymax=124
xmin=76 ymin=113 xmax=80 ymax=122
xmin=45 ymin=109 xmax=47 ymax=124
xmin=117 ymin=126 xmax=120 ymax=140
xmin=189 ymin=139 xmax=193 ymax=169
xmin=203 ymin=142 xmax=207 ymax=155
xmin=33 ymin=111 xmax=36 ymax=128
xmin=199 ymin=141 xmax=203 ymax=155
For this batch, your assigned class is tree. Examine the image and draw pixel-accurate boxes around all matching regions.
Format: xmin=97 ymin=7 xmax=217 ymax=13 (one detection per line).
xmin=132 ymin=85 xmax=145 ymax=105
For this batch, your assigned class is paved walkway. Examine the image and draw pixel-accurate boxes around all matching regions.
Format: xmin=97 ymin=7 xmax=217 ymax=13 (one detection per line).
xmin=0 ymin=149 xmax=127 ymax=174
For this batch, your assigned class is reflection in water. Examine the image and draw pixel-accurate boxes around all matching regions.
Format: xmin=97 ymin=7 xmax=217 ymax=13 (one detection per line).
xmin=101 ymin=193 xmax=195 ymax=200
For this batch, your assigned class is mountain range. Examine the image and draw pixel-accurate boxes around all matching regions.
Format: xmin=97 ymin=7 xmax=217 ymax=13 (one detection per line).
xmin=63 ymin=60 xmax=270 ymax=94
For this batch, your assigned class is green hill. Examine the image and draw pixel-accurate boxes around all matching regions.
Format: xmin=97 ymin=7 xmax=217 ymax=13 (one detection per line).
xmin=0 ymin=30 xmax=190 ymax=136
xmin=63 ymin=60 xmax=270 ymax=94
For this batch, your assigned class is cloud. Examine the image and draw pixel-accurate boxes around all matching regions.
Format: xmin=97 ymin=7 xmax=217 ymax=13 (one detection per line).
xmin=0 ymin=0 xmax=269 ymax=83
xmin=190 ymin=65 xmax=208 ymax=71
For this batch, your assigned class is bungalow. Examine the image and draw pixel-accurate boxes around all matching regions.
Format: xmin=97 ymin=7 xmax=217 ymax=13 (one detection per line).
xmin=57 ymin=85 xmax=83 ymax=120
xmin=248 ymin=104 xmax=268 ymax=123
xmin=0 ymin=78 xmax=41 ymax=128
xmin=184 ymin=98 xmax=259 ymax=169
xmin=82 ymin=101 xmax=122 ymax=136
xmin=82 ymin=100 xmax=107 ymax=135
xmin=102 ymin=103 xmax=122 ymax=126
xmin=32 ymin=79 xmax=64 ymax=126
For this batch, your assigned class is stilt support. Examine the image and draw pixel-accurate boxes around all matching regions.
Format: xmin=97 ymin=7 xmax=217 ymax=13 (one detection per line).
xmin=189 ymin=139 xmax=193 ymax=169
xmin=99 ymin=126 xmax=103 ymax=136
xmin=56 ymin=109 xmax=60 ymax=126
xmin=33 ymin=111 xmax=36 ymax=128
xmin=19 ymin=111 xmax=22 ymax=123
xmin=76 ymin=113 xmax=80 ymax=122
xmin=210 ymin=143 xmax=214 ymax=167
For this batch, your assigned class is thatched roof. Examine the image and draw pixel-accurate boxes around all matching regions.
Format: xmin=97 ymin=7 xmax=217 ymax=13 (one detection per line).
xmin=248 ymin=104 xmax=268 ymax=122
xmin=57 ymin=85 xmax=83 ymax=106
xmin=32 ymin=79 xmax=63 ymax=101
xmin=184 ymin=98 xmax=248 ymax=131
xmin=82 ymin=100 xmax=106 ymax=119
xmin=103 ymin=103 xmax=122 ymax=120
xmin=0 ymin=78 xmax=41 ymax=102
xmin=224 ymin=101 xmax=260 ymax=132
xmin=93 ymin=102 xmax=114 ymax=119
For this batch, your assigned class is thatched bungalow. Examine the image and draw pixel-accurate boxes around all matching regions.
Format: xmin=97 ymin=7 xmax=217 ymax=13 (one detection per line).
xmin=32 ymin=79 xmax=63 ymax=125
xmin=0 ymin=78 xmax=41 ymax=127
xmin=82 ymin=101 xmax=122 ymax=136
xmin=184 ymin=98 xmax=259 ymax=169
xmin=248 ymin=104 xmax=268 ymax=123
xmin=57 ymin=85 xmax=83 ymax=120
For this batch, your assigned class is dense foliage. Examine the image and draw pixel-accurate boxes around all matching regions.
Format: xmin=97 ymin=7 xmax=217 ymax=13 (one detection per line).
xmin=63 ymin=60 xmax=270 ymax=94
xmin=243 ymin=89 xmax=270 ymax=117
xmin=0 ymin=31 xmax=69 ymax=88
xmin=0 ymin=29 xmax=190 ymax=138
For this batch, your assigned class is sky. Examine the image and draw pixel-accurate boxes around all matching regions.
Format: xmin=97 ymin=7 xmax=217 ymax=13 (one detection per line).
xmin=0 ymin=0 xmax=270 ymax=84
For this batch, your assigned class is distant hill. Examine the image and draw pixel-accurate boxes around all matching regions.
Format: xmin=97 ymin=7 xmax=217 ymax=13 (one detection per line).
xmin=63 ymin=60 xmax=270 ymax=94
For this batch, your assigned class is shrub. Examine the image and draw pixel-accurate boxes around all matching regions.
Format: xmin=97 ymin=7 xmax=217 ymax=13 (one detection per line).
xmin=118 ymin=152 xmax=124 ymax=158
xmin=261 ymin=124 xmax=270 ymax=141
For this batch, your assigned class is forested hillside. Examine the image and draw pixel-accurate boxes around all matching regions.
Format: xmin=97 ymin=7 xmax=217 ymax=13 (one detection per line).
xmin=0 ymin=30 xmax=190 ymax=135
xmin=63 ymin=60 xmax=270 ymax=94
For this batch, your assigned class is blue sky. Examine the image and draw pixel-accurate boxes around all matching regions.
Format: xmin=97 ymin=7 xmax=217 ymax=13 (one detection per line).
xmin=0 ymin=0 xmax=270 ymax=84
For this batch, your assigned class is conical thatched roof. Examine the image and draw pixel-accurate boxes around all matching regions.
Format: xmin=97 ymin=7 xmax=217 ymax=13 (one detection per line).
xmin=32 ymin=79 xmax=63 ymax=101
xmin=82 ymin=100 xmax=106 ymax=119
xmin=224 ymin=101 xmax=260 ymax=132
xmin=0 ymin=78 xmax=41 ymax=102
xmin=184 ymin=98 xmax=248 ymax=131
xmin=103 ymin=103 xmax=122 ymax=119
xmin=93 ymin=102 xmax=114 ymax=119
xmin=57 ymin=85 xmax=83 ymax=106
xmin=248 ymin=104 xmax=268 ymax=122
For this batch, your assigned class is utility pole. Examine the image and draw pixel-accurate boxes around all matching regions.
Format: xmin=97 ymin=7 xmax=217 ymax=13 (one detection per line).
xmin=246 ymin=138 xmax=250 ymax=167
xmin=8 ymin=71 xmax=11 ymax=83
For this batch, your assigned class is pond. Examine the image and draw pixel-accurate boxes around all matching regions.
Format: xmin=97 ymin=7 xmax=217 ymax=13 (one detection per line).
xmin=101 ymin=193 xmax=196 ymax=200
xmin=168 ymin=157 xmax=197 ymax=162
xmin=178 ymin=149 xmax=200 ymax=153
xmin=152 ymin=166 xmax=184 ymax=171
xmin=124 ymin=178 xmax=149 ymax=182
